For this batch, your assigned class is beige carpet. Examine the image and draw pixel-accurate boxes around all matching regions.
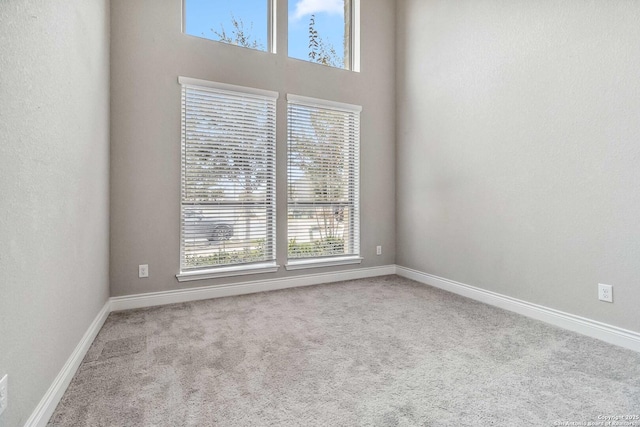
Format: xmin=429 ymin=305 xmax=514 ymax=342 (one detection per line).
xmin=49 ymin=275 xmax=640 ymax=426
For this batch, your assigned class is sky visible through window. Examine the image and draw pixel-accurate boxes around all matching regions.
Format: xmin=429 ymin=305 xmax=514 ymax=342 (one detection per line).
xmin=184 ymin=0 xmax=347 ymax=67
xmin=288 ymin=0 xmax=346 ymax=66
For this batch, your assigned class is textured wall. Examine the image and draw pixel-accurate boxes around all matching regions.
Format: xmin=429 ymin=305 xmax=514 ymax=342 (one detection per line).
xmin=396 ymin=0 xmax=640 ymax=332
xmin=0 ymin=1 xmax=110 ymax=425
xmin=109 ymin=0 xmax=396 ymax=296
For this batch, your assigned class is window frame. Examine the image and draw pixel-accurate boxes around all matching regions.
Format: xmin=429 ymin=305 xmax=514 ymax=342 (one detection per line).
xmin=285 ymin=93 xmax=362 ymax=271
xmin=176 ymin=76 xmax=280 ymax=282
xmin=181 ymin=0 xmax=359 ymax=71
xmin=181 ymin=0 xmax=277 ymax=54
xmin=287 ymin=0 xmax=361 ymax=71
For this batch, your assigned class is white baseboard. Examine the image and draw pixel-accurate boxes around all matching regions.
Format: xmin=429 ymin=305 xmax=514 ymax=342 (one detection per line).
xmin=29 ymin=263 xmax=638 ymax=427
xmin=110 ymin=265 xmax=397 ymax=312
xmin=26 ymin=265 xmax=395 ymax=426
xmin=23 ymin=301 xmax=111 ymax=427
xmin=396 ymin=266 xmax=640 ymax=353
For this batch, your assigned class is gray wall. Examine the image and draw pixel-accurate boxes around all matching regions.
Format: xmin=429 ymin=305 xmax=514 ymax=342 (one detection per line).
xmin=110 ymin=0 xmax=396 ymax=296
xmin=396 ymin=0 xmax=640 ymax=333
xmin=0 ymin=1 xmax=110 ymax=426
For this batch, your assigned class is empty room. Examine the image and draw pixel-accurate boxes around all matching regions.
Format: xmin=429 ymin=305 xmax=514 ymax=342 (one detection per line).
xmin=1 ymin=0 xmax=639 ymax=426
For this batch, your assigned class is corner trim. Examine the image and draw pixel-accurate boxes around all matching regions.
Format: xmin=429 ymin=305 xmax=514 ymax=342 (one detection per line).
xmin=396 ymin=266 xmax=640 ymax=353
xmin=23 ymin=301 xmax=111 ymax=427
xmin=111 ymin=265 xmax=397 ymax=312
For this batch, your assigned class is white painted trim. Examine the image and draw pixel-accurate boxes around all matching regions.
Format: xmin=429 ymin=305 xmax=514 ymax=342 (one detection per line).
xmin=24 ymin=301 xmax=111 ymax=427
xmin=178 ymin=76 xmax=279 ymax=100
xmin=112 ymin=265 xmax=396 ymax=312
xmin=351 ymin=0 xmax=361 ymax=72
xmin=268 ymin=0 xmax=276 ymax=53
xmin=396 ymin=266 xmax=640 ymax=353
xmin=287 ymin=93 xmax=362 ymax=113
xmin=28 ymin=263 xmax=640 ymax=427
xmin=285 ymin=256 xmax=363 ymax=271
xmin=26 ymin=266 xmax=395 ymax=425
xmin=176 ymin=263 xmax=280 ymax=282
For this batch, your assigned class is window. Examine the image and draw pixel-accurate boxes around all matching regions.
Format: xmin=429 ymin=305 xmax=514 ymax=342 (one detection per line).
xmin=287 ymin=95 xmax=361 ymax=269
xmin=178 ymin=77 xmax=278 ymax=280
xmin=288 ymin=0 xmax=360 ymax=70
xmin=183 ymin=0 xmax=275 ymax=52
xmin=182 ymin=0 xmax=360 ymax=70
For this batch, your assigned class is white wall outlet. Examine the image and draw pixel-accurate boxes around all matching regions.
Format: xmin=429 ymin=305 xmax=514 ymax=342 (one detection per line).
xmin=376 ymin=245 xmax=382 ymax=256
xmin=0 ymin=374 xmax=8 ymax=416
xmin=598 ymin=283 xmax=613 ymax=303
xmin=138 ymin=264 xmax=149 ymax=278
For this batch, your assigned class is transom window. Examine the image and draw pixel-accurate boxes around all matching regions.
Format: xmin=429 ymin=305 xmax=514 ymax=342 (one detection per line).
xmin=288 ymin=0 xmax=360 ymax=70
xmin=182 ymin=0 xmax=360 ymax=71
xmin=183 ymin=0 xmax=275 ymax=52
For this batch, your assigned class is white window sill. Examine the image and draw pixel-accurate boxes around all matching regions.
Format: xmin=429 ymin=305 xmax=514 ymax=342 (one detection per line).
xmin=176 ymin=262 xmax=280 ymax=282
xmin=285 ymin=256 xmax=363 ymax=271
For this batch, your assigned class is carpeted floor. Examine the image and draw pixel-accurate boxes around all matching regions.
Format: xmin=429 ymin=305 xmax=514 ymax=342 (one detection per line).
xmin=49 ymin=275 xmax=640 ymax=426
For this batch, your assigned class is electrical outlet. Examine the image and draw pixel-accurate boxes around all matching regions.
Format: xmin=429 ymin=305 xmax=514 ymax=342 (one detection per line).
xmin=0 ymin=375 xmax=8 ymax=416
xmin=376 ymin=246 xmax=382 ymax=256
xmin=598 ymin=283 xmax=613 ymax=303
xmin=139 ymin=264 xmax=149 ymax=278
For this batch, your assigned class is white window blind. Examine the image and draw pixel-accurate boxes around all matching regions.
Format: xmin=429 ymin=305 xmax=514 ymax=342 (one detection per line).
xmin=180 ymin=77 xmax=277 ymax=272
xmin=287 ymin=94 xmax=361 ymax=261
